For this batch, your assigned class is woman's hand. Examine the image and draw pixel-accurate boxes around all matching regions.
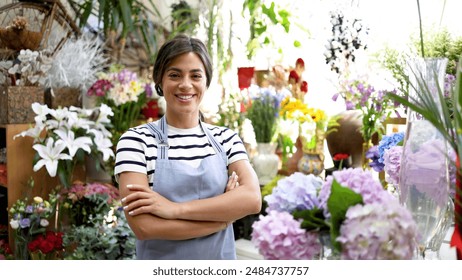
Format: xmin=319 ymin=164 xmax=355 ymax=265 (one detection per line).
xmin=122 ymin=184 xmax=180 ymax=220
xmin=225 ymin=171 xmax=239 ymax=192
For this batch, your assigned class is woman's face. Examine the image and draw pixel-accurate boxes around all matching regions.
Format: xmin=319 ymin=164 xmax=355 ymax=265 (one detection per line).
xmin=161 ymin=52 xmax=207 ymax=122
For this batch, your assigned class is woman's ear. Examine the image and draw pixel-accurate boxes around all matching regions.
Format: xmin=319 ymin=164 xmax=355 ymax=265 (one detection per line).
xmin=155 ymin=84 xmax=163 ymax=96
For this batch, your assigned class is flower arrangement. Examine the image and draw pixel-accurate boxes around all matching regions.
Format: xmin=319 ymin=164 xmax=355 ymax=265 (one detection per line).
xmin=251 ymin=169 xmax=418 ymax=259
xmin=15 ymin=102 xmax=114 ymax=188
xmin=245 ymin=87 xmax=284 ymax=143
xmin=279 ymin=97 xmax=332 ymax=153
xmin=28 ymin=230 xmax=63 ymax=260
xmin=87 ymin=66 xmax=153 ymax=145
xmin=8 ymin=195 xmax=58 ymax=259
xmin=334 ymin=79 xmax=400 ymax=143
xmin=366 ymin=131 xmax=404 ymax=173
xmin=60 ymin=181 xmax=119 ymax=226
xmin=62 ymin=202 xmax=136 ymax=260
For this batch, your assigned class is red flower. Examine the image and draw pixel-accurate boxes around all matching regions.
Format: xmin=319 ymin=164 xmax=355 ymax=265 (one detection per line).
xmin=333 ymin=153 xmax=350 ymax=161
xmin=28 ymin=231 xmax=63 ymax=254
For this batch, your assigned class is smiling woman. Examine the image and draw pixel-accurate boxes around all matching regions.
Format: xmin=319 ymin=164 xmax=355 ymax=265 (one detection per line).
xmin=114 ymin=34 xmax=262 ymax=260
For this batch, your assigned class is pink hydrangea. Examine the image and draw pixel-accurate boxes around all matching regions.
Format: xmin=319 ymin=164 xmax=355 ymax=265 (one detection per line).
xmin=318 ymin=168 xmax=394 ymax=216
xmin=383 ymin=145 xmax=403 ymax=185
xmin=337 ymin=200 xmax=418 ymax=259
xmin=251 ymin=210 xmax=321 ymax=260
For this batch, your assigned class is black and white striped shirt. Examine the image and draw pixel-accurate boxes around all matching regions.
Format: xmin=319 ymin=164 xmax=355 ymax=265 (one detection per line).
xmin=114 ymin=120 xmax=249 ymax=187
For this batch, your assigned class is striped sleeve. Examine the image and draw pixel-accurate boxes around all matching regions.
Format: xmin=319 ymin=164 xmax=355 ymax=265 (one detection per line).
xmin=205 ymin=124 xmax=249 ymax=165
xmin=114 ymin=125 xmax=156 ymax=181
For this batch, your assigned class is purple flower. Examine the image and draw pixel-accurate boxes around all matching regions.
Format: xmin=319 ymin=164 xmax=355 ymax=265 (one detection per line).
xmin=265 ymin=172 xmax=323 ymax=213
xmin=25 ymin=205 xmax=34 ymax=214
xmin=383 ymin=146 xmax=403 ymax=185
xmin=318 ymin=168 xmax=394 ymax=216
xmin=251 ymin=210 xmax=321 ymax=260
xmin=337 ymin=201 xmax=417 ymax=259
xmin=332 ymin=92 xmax=339 ymax=101
xmin=366 ymin=145 xmax=384 ymax=172
xmin=19 ymin=218 xmax=30 ymax=228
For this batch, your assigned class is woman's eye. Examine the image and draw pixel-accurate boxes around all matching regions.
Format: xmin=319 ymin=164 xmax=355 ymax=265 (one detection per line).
xmin=168 ymin=73 xmax=180 ymax=78
xmin=192 ymin=74 xmax=202 ymax=80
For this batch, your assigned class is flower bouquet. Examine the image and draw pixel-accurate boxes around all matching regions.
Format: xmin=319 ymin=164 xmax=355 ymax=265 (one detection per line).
xmin=245 ymin=87 xmax=284 ymax=143
xmin=60 ymin=181 xmax=119 ymax=226
xmin=279 ymin=97 xmax=332 ymax=153
xmin=28 ymin=230 xmax=63 ymax=260
xmin=8 ymin=195 xmax=57 ymax=259
xmin=15 ymin=102 xmax=114 ymax=188
xmin=87 ymin=66 xmax=153 ymax=145
xmin=251 ymin=169 xmax=418 ymax=259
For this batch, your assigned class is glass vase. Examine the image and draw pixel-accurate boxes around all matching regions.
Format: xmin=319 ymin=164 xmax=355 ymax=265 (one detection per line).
xmin=398 ymin=57 xmax=450 ymax=259
xmin=252 ymin=142 xmax=279 ymax=185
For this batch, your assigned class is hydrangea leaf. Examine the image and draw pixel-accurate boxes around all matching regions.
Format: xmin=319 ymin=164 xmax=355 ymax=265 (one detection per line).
xmin=327 ymin=179 xmax=364 ymax=252
xmin=293 ymin=207 xmax=329 ymax=231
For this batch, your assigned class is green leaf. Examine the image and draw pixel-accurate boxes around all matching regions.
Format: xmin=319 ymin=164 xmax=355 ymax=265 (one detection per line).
xmin=293 ymin=208 xmax=329 ymax=231
xmin=327 ymin=179 xmax=363 ymax=252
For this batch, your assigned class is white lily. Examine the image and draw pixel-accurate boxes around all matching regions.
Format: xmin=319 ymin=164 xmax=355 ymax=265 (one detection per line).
xmin=89 ymin=129 xmax=114 ymax=161
xmin=31 ymin=102 xmax=50 ymax=124
xmin=54 ymin=129 xmax=92 ymax=157
xmin=14 ymin=120 xmax=45 ymax=141
xmin=33 ymin=138 xmax=72 ymax=177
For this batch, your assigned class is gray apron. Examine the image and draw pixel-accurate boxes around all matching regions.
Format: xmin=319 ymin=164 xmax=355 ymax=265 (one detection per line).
xmin=137 ymin=116 xmax=236 ymax=259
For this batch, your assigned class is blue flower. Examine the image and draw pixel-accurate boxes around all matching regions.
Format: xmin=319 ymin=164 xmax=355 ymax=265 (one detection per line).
xmin=377 ymin=132 xmax=405 ymax=163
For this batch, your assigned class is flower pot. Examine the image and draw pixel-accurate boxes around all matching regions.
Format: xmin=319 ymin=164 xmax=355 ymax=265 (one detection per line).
xmin=237 ymin=67 xmax=255 ymax=90
xmin=297 ymin=152 xmax=324 ymax=176
xmin=0 ymin=86 xmax=45 ymax=124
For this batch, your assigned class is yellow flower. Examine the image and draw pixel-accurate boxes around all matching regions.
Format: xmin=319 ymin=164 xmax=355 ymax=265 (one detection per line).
xmin=33 ymin=196 xmax=43 ymax=204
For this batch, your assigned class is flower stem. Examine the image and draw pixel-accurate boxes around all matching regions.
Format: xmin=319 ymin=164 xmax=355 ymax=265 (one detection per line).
xmin=416 ymin=0 xmax=425 ymax=58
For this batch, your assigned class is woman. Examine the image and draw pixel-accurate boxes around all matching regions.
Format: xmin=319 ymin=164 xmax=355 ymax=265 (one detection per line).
xmin=115 ymin=34 xmax=261 ymax=260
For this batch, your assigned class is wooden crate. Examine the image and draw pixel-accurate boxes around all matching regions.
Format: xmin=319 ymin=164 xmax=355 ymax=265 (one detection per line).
xmin=0 ymin=86 xmax=45 ymax=124
xmin=45 ymin=87 xmax=81 ymax=109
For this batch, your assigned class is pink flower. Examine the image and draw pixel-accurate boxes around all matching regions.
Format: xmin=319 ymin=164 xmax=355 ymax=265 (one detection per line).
xmin=251 ymin=210 xmax=321 ymax=260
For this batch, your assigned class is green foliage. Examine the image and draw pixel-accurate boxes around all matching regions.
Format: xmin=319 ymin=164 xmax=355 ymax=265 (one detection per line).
xmin=412 ymin=28 xmax=462 ymax=74
xmin=327 ymin=179 xmax=363 ymax=252
xmin=293 ymin=208 xmax=329 ymax=232
xmin=246 ymin=95 xmax=279 ymax=143
xmin=242 ymin=0 xmax=293 ymax=60
xmin=72 ymin=0 xmax=161 ymax=62
xmin=63 ymin=209 xmax=136 ymax=260
xmin=169 ymin=0 xmax=199 ymax=37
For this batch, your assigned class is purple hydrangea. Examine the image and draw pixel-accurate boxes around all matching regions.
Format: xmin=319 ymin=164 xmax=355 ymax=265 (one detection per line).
xmin=265 ymin=172 xmax=323 ymax=213
xmin=318 ymin=168 xmax=394 ymax=216
xmin=251 ymin=210 xmax=321 ymax=260
xmin=383 ymin=145 xmax=403 ymax=185
xmin=366 ymin=145 xmax=384 ymax=172
xmin=337 ymin=201 xmax=418 ymax=259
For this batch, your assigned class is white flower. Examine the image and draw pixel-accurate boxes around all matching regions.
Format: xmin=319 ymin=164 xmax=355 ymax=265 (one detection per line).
xmin=33 ymin=138 xmax=72 ymax=177
xmin=89 ymin=129 xmax=114 ymax=161
xmin=54 ymin=129 xmax=92 ymax=157
xmin=14 ymin=120 xmax=45 ymax=141
xmin=39 ymin=219 xmax=49 ymax=227
xmin=9 ymin=220 xmax=19 ymax=229
xmin=31 ymin=102 xmax=50 ymax=123
xmin=33 ymin=196 xmax=43 ymax=204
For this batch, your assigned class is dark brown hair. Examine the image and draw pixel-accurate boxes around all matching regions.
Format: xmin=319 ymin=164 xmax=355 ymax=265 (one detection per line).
xmin=153 ymin=34 xmax=213 ymax=96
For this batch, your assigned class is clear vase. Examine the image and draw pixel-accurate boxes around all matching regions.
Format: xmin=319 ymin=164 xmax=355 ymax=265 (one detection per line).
xmin=252 ymin=142 xmax=279 ymax=185
xmin=398 ymin=57 xmax=450 ymax=259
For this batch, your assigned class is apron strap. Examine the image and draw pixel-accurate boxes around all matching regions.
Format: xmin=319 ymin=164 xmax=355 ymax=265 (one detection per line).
xmin=145 ymin=118 xmax=168 ymax=159
xmin=200 ymin=120 xmax=224 ymax=154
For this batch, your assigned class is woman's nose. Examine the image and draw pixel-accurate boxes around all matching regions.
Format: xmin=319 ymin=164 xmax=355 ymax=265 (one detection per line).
xmin=179 ymin=77 xmax=193 ymax=90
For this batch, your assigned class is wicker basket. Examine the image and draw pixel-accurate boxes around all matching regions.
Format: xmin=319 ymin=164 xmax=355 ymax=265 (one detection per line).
xmin=0 ymin=27 xmax=43 ymax=51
